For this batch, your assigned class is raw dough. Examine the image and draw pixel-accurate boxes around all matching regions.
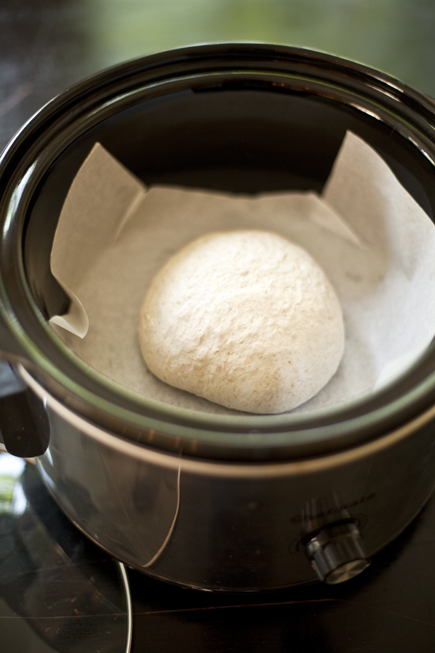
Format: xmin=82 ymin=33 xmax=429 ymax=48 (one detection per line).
xmin=138 ymin=230 xmax=345 ymax=413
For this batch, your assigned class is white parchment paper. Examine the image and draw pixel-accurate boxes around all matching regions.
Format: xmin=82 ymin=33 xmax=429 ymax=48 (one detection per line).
xmin=49 ymin=132 xmax=435 ymax=415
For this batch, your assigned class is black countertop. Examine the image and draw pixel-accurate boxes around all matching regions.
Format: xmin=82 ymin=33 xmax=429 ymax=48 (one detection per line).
xmin=1 ymin=451 xmax=435 ymax=653
xmin=2 ymin=1 xmax=435 ymax=651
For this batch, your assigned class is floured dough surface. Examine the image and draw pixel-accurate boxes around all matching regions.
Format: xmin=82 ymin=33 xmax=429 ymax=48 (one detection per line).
xmin=139 ymin=230 xmax=345 ymax=414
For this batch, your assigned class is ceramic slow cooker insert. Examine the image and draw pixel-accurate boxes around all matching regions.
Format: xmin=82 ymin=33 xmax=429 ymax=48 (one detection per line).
xmin=1 ymin=43 xmax=435 ymax=590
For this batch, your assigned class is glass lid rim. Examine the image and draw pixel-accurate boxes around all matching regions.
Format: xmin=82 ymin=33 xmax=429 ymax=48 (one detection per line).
xmin=2 ymin=42 xmax=435 ymax=459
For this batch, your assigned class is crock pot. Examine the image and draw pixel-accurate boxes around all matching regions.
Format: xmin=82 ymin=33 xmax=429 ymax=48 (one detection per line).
xmin=1 ymin=43 xmax=435 ymax=591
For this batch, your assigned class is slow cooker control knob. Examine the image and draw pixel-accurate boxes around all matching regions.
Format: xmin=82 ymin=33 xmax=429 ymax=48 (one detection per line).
xmin=304 ymin=522 xmax=369 ymax=584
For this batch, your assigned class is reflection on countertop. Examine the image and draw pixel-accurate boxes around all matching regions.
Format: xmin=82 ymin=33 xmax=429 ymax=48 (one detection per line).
xmin=1 ymin=450 xmax=435 ymax=652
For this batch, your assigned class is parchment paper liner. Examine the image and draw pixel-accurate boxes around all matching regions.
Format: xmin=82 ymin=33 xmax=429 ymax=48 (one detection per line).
xmin=49 ymin=132 xmax=435 ymax=416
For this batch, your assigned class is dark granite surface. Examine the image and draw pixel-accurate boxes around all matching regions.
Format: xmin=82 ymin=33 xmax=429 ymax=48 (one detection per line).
xmin=2 ymin=451 xmax=435 ymax=652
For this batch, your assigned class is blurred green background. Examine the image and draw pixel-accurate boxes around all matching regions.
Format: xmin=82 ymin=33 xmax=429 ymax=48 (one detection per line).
xmin=2 ymin=0 xmax=435 ymax=149
xmin=88 ymin=0 xmax=435 ymax=94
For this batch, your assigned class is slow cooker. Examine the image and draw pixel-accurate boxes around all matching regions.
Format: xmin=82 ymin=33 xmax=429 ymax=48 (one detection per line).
xmin=1 ymin=43 xmax=435 ymax=591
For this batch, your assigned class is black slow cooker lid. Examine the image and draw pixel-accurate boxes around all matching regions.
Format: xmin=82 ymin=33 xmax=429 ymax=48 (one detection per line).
xmin=1 ymin=42 xmax=435 ymax=462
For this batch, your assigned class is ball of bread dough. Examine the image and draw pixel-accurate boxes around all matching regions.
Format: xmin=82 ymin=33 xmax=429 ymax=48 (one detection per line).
xmin=139 ymin=230 xmax=344 ymax=414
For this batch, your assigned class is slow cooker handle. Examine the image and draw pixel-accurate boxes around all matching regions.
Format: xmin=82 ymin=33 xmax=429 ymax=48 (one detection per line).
xmin=0 ymin=317 xmax=50 ymax=458
xmin=0 ymin=359 xmax=50 ymax=458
